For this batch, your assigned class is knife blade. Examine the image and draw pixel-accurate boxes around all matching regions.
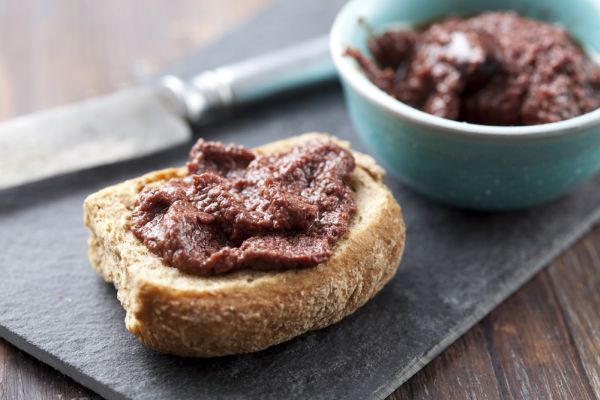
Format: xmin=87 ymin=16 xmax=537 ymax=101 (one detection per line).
xmin=0 ymin=37 xmax=335 ymax=189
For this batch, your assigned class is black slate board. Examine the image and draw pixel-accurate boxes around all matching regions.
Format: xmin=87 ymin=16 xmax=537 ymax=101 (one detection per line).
xmin=2 ymin=1 xmax=600 ymax=399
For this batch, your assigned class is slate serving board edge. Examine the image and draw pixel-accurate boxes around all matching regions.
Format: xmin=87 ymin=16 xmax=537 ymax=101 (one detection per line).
xmin=372 ymin=205 xmax=600 ymax=399
xmin=3 ymin=205 xmax=599 ymax=400
xmin=4 ymin=0 xmax=600 ymax=398
xmin=0 ymin=325 xmax=125 ymax=400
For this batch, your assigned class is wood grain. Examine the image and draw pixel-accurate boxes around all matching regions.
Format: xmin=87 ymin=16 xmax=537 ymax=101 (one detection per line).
xmin=0 ymin=0 xmax=269 ymax=119
xmin=549 ymin=235 xmax=600 ymax=398
xmin=392 ymin=226 xmax=600 ymax=400
xmin=0 ymin=339 xmax=98 ymax=400
xmin=484 ymin=274 xmax=594 ymax=399
xmin=391 ymin=323 xmax=502 ymax=400
xmin=1 ymin=1 xmax=599 ymax=399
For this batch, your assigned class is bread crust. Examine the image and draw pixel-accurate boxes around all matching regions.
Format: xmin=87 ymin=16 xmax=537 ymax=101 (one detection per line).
xmin=84 ymin=133 xmax=405 ymax=357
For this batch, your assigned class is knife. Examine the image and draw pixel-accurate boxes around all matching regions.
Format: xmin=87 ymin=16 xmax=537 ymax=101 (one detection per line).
xmin=0 ymin=37 xmax=335 ymax=190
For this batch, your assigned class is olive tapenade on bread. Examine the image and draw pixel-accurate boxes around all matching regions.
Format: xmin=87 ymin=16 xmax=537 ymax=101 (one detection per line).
xmin=83 ymin=133 xmax=405 ymax=357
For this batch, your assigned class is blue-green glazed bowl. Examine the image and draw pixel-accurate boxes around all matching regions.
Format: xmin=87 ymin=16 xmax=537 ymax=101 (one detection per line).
xmin=330 ymin=0 xmax=600 ymax=210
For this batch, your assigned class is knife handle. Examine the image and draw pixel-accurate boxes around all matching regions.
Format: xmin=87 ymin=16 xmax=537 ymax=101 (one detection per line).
xmin=161 ymin=36 xmax=336 ymax=122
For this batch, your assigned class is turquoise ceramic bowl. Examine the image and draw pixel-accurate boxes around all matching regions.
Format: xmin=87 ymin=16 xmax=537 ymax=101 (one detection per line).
xmin=330 ymin=0 xmax=600 ymax=210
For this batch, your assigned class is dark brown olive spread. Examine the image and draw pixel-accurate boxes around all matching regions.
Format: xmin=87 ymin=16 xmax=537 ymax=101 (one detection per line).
xmin=130 ymin=139 xmax=356 ymax=275
xmin=347 ymin=12 xmax=600 ymax=125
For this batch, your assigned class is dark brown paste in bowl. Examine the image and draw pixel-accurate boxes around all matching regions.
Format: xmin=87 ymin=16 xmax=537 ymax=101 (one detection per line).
xmin=347 ymin=11 xmax=600 ymax=125
xmin=130 ymin=139 xmax=356 ymax=275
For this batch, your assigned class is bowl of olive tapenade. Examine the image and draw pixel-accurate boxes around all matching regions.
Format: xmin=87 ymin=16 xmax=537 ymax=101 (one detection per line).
xmin=331 ymin=0 xmax=600 ymax=210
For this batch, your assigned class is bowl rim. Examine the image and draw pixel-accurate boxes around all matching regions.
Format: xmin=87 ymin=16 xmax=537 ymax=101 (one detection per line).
xmin=329 ymin=0 xmax=600 ymax=140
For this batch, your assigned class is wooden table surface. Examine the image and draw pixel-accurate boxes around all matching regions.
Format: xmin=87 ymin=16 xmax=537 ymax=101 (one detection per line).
xmin=1 ymin=1 xmax=599 ymax=399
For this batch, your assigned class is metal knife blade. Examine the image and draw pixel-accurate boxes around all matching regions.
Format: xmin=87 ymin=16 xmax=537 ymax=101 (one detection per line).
xmin=0 ymin=86 xmax=189 ymax=189
xmin=0 ymin=37 xmax=334 ymax=190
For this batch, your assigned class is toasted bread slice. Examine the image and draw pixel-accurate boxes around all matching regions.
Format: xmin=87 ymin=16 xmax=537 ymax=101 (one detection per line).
xmin=83 ymin=133 xmax=405 ymax=357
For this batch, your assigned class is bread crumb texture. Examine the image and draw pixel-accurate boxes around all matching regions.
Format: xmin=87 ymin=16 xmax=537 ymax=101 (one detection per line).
xmin=83 ymin=133 xmax=406 ymax=356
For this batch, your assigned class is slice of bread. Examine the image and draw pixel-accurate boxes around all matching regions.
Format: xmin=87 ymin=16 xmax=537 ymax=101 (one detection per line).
xmin=83 ymin=133 xmax=406 ymax=357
